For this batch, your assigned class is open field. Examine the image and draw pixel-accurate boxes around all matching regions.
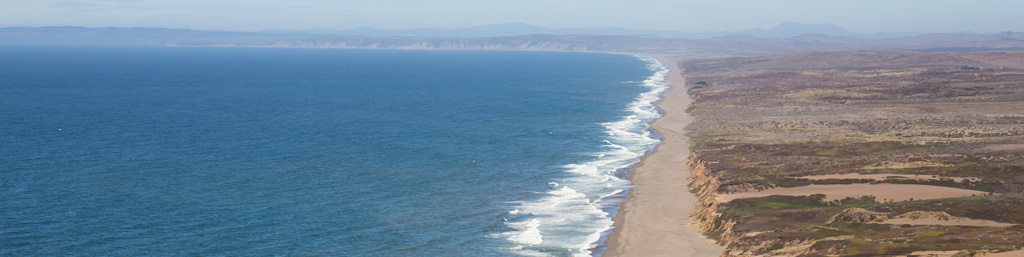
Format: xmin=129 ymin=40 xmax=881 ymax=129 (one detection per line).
xmin=681 ymin=50 xmax=1024 ymax=256
xmin=716 ymin=184 xmax=988 ymax=203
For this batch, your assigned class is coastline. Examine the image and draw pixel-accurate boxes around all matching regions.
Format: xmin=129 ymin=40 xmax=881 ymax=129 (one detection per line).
xmin=602 ymin=55 xmax=724 ymax=257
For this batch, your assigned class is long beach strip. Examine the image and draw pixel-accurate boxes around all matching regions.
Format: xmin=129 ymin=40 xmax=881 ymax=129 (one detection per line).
xmin=603 ymin=56 xmax=723 ymax=257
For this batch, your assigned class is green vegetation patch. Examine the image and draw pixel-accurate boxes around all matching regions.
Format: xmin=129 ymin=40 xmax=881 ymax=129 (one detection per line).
xmin=870 ymin=196 xmax=1024 ymax=223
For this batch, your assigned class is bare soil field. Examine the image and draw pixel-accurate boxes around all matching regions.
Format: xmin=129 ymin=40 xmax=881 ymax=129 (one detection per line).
xmin=681 ymin=50 xmax=1024 ymax=256
xmin=797 ymin=173 xmax=980 ymax=182
xmin=716 ymin=184 xmax=988 ymax=202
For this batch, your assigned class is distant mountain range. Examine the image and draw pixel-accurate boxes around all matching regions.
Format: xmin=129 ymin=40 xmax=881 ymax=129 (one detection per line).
xmin=2 ymin=24 xmax=1023 ymax=57
xmin=266 ymin=23 xmax=687 ymax=38
xmin=729 ymin=22 xmax=918 ymax=39
xmin=261 ymin=22 xmax=919 ymax=39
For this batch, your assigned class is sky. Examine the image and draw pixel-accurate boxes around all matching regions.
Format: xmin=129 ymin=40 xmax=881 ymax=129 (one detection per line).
xmin=0 ymin=0 xmax=1022 ymax=33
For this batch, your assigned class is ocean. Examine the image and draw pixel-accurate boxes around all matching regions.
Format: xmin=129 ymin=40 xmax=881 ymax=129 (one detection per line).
xmin=0 ymin=46 xmax=666 ymax=256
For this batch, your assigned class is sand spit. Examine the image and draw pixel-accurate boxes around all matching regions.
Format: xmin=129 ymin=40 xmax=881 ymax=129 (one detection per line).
xmin=603 ymin=55 xmax=723 ymax=257
xmin=716 ymin=184 xmax=988 ymax=203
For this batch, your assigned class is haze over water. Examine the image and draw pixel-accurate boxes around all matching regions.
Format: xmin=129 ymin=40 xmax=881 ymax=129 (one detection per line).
xmin=0 ymin=46 xmax=665 ymax=256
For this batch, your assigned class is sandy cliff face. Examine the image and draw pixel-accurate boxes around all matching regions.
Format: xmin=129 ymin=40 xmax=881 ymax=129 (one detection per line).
xmin=687 ymin=153 xmax=721 ymax=232
xmin=688 ymin=153 xmax=862 ymax=257
xmin=686 ymin=153 xmax=745 ymax=256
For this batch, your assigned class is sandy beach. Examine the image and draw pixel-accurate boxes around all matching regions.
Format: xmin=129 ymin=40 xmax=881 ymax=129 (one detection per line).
xmin=603 ymin=55 xmax=723 ymax=257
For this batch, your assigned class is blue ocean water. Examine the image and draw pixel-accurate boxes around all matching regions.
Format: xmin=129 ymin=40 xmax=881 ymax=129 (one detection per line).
xmin=0 ymin=46 xmax=666 ymax=256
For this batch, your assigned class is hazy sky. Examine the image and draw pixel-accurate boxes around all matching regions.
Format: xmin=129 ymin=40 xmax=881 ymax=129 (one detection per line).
xmin=1 ymin=0 xmax=1021 ymax=33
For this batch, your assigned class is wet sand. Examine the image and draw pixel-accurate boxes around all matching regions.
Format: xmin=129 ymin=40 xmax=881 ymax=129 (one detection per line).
xmin=603 ymin=55 xmax=723 ymax=257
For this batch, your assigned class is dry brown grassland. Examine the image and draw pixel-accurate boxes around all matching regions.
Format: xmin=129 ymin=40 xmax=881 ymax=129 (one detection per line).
xmin=682 ymin=50 xmax=1024 ymax=256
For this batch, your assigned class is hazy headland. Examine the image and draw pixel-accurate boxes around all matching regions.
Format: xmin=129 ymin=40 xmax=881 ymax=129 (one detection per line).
xmin=3 ymin=23 xmax=1024 ymax=57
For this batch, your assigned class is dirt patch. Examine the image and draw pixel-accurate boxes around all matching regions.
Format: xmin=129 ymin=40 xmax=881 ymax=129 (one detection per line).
xmin=827 ymin=208 xmax=1017 ymax=227
xmin=716 ymin=184 xmax=988 ymax=203
xmin=798 ymin=173 xmax=980 ymax=182
xmin=978 ymin=250 xmax=1024 ymax=257
xmin=901 ymin=250 xmax=968 ymax=257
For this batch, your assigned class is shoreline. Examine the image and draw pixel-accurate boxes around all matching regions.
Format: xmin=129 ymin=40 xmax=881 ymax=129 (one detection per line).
xmin=602 ymin=55 xmax=724 ymax=257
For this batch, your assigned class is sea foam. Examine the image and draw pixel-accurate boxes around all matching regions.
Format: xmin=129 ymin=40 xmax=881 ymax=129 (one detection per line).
xmin=498 ymin=56 xmax=669 ymax=256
